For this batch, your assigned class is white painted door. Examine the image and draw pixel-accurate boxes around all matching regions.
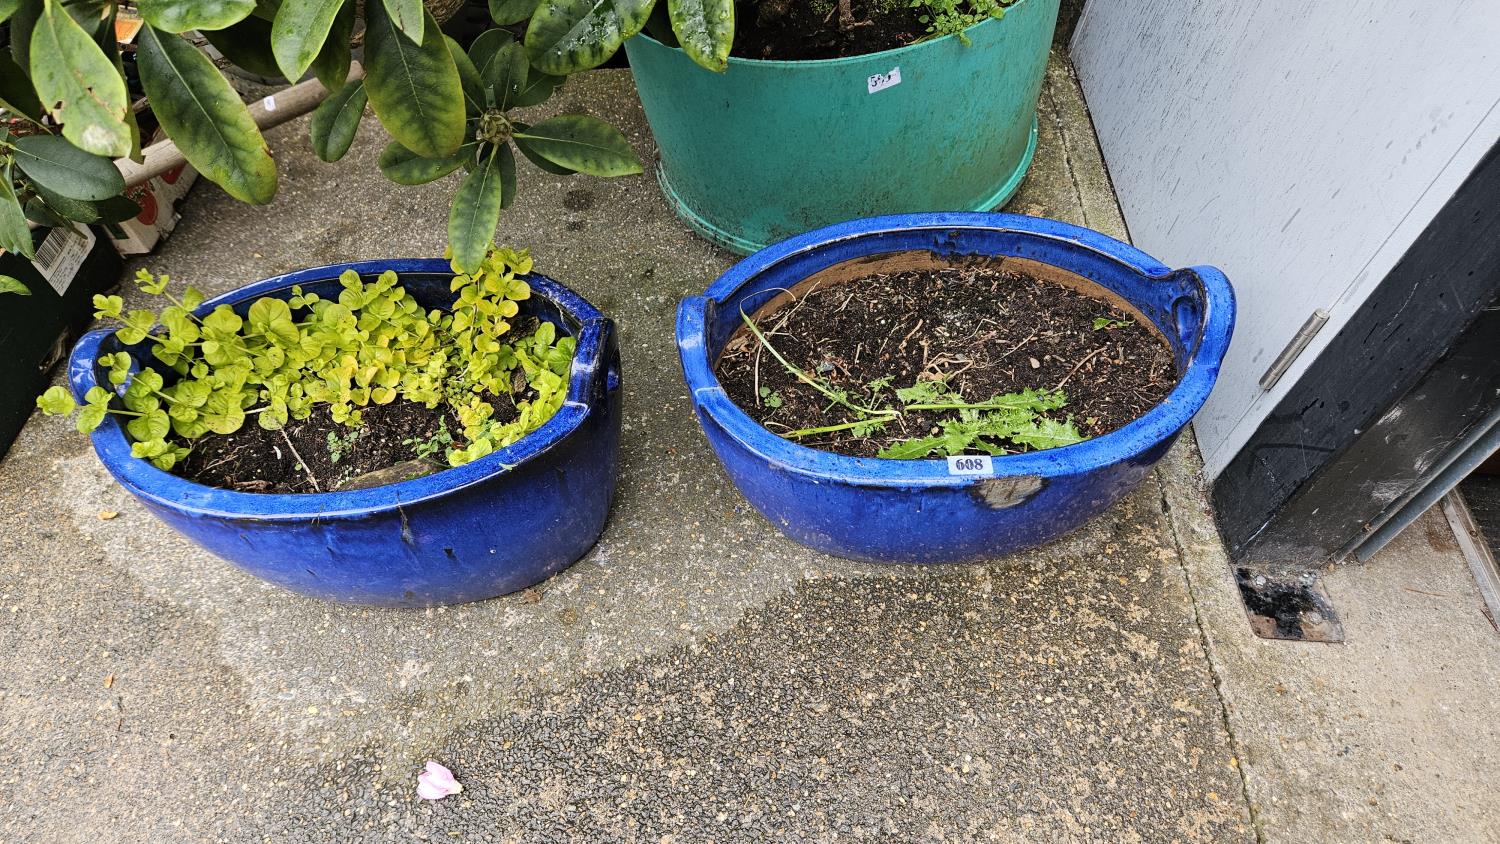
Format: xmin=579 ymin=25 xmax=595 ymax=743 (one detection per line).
xmin=1070 ymin=0 xmax=1500 ymax=477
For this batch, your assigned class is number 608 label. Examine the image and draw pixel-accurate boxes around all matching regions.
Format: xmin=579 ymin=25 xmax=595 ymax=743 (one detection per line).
xmin=946 ymin=455 xmax=993 ymax=475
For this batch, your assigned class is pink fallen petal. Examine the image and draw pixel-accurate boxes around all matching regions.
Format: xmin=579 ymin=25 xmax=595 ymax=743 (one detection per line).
xmin=417 ymin=760 xmax=462 ymax=800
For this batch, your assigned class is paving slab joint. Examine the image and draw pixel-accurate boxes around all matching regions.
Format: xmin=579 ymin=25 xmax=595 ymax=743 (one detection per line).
xmin=1155 ymin=469 xmax=1267 ymax=844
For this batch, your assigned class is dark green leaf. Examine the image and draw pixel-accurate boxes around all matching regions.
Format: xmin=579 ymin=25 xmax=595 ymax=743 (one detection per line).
xmin=446 ymin=35 xmax=485 ymax=113
xmin=642 ymin=0 xmax=678 ymax=45
xmin=32 ymin=183 xmax=140 ymax=223
xmin=512 ymin=121 xmax=575 ymax=175
xmin=99 ymin=9 xmax=144 ymax=162
xmin=137 ymin=26 xmax=278 ymax=204
xmin=271 ymin=0 xmax=344 ymax=81
xmin=309 ymin=1 xmax=354 ymax=90
xmin=447 ymin=146 xmax=512 ymax=273
xmin=488 ymin=0 xmax=538 ymax=25
xmin=12 ymin=134 xmax=125 ymax=201
xmin=0 ymin=52 xmax=43 ymax=120
xmin=497 ymin=142 xmax=517 ymax=209
xmin=8 ymin=0 xmax=41 ymax=69
xmin=666 ymin=0 xmax=732 ymax=72
xmin=515 ymin=137 xmax=576 ymax=175
xmin=484 ymin=42 xmax=528 ymax=110
xmin=0 ymin=275 xmax=29 ymax=295
xmin=24 ymin=197 xmax=70 ymax=227
xmin=252 ymin=0 xmax=280 ymax=20
xmin=309 ymin=78 xmax=365 ymax=162
xmin=513 ymin=114 xmax=642 ymax=177
xmin=29 ymin=0 xmax=132 ymax=157
xmin=138 ymin=0 xmax=256 ymax=32
xmin=380 ymin=0 xmax=423 ymax=43
xmin=377 ymin=141 xmax=471 ymax=185
xmin=511 ymin=71 xmax=564 ymax=108
xmin=524 ymin=0 xmax=655 ymax=74
xmin=363 ymin=3 xmax=464 ymax=158
xmin=92 ymin=193 xmax=145 ymax=223
xmin=201 ymin=16 xmax=283 ymax=79
xmin=467 ymin=28 xmax=513 ymax=93
xmin=64 ymin=0 xmax=113 ymax=35
xmin=0 ymin=178 xmax=34 ymax=260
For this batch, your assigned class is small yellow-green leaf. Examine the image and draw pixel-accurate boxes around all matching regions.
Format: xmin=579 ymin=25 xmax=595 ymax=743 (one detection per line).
xmin=0 ymin=275 xmax=29 ymax=295
xmin=37 ymin=385 xmax=76 ymax=415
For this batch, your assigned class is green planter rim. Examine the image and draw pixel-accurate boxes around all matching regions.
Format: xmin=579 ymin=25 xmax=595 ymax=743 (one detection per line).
xmin=635 ymin=0 xmax=1036 ymax=69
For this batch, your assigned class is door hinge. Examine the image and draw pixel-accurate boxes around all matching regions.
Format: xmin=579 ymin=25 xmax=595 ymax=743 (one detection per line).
xmin=1259 ymin=308 xmax=1330 ymax=391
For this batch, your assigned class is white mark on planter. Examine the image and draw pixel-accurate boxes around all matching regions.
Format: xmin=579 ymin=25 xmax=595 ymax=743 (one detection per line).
xmin=867 ymin=67 xmax=901 ymax=94
xmin=970 ymin=475 xmax=1045 ymax=509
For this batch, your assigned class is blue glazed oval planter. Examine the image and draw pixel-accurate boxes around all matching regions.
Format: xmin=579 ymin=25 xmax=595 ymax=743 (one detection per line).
xmin=68 ymin=260 xmax=622 ymax=607
xmin=677 ymin=213 xmax=1235 ymax=563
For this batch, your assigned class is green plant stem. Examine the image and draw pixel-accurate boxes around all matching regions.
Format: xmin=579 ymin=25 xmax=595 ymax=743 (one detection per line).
xmin=904 ymin=400 xmax=1035 ymax=412
xmin=739 ymin=310 xmax=895 ymax=419
xmin=786 ymin=418 xmax=888 ymax=438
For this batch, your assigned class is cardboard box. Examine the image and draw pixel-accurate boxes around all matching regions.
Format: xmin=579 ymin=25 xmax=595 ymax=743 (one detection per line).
xmin=0 ymin=224 xmax=123 ymax=458
xmin=105 ymin=159 xmax=199 ymax=256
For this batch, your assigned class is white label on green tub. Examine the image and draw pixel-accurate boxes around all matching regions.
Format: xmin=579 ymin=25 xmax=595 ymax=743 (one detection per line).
xmin=867 ymin=67 xmax=901 ymax=94
xmin=947 ymin=455 xmax=992 ymax=475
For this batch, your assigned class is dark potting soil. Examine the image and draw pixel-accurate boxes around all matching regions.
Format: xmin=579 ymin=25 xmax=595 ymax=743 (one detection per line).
xmin=716 ymin=264 xmax=1179 ymax=459
xmin=173 ymin=393 xmax=521 ymax=495
xmin=732 ymin=0 xmax=929 ymax=60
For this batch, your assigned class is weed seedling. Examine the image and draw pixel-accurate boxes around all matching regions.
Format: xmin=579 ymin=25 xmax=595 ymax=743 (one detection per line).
xmin=406 ymin=418 xmax=455 ymax=463
xmin=326 ymin=428 xmax=361 ymax=464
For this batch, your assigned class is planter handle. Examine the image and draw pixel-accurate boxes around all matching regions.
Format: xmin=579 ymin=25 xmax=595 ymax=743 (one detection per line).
xmin=570 ymin=317 xmax=620 ymax=407
xmin=1176 ymin=265 xmax=1235 ymax=367
xmin=67 ymin=327 xmax=114 ymax=402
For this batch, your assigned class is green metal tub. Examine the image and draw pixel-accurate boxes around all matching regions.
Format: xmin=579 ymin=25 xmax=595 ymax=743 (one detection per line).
xmin=623 ymin=0 xmax=1060 ymax=253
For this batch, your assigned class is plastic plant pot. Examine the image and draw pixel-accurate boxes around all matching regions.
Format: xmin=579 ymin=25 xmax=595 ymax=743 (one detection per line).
xmin=624 ymin=0 xmax=1060 ymax=255
xmin=676 ymin=213 xmax=1235 ymax=563
xmin=68 ymin=260 xmax=621 ymax=607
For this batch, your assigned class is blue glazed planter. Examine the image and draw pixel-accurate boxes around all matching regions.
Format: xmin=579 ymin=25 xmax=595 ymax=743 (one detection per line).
xmin=68 ymin=260 xmax=621 ymax=607
xmin=676 ymin=213 xmax=1234 ymax=563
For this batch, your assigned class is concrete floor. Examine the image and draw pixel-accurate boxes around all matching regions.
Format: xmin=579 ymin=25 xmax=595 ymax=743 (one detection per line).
xmin=1 ymin=54 xmax=1496 ymax=843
